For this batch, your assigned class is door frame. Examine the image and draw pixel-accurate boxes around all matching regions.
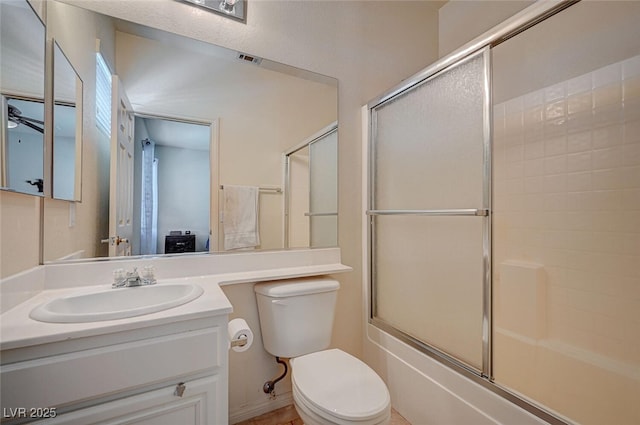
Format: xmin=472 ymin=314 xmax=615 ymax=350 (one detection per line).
xmin=132 ymin=112 xmax=219 ymax=255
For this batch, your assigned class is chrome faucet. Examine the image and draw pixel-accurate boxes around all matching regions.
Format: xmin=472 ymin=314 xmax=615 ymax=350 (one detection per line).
xmin=112 ymin=266 xmax=156 ymax=288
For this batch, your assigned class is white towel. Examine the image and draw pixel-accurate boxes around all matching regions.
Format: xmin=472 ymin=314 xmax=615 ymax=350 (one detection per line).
xmin=223 ymin=185 xmax=260 ymax=250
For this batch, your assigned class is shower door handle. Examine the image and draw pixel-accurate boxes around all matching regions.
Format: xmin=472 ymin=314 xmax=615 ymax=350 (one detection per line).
xmin=304 ymin=212 xmax=338 ymax=217
xmin=366 ymin=209 xmax=489 ymax=217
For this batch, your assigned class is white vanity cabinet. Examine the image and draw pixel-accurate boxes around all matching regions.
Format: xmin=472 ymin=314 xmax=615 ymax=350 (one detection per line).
xmin=0 ymin=316 xmax=228 ymax=425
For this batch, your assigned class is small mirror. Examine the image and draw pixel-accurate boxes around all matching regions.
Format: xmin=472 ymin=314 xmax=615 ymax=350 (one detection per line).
xmin=0 ymin=0 xmax=45 ymax=196
xmin=53 ymin=41 xmax=83 ymax=201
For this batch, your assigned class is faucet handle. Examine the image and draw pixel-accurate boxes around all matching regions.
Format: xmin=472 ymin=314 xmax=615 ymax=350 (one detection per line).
xmin=112 ymin=268 xmax=126 ymax=288
xmin=141 ymin=265 xmax=155 ymax=278
xmin=141 ymin=265 xmax=157 ymax=285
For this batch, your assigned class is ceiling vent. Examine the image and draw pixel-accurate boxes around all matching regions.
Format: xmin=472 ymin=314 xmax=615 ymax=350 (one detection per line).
xmin=237 ymin=52 xmax=262 ymax=65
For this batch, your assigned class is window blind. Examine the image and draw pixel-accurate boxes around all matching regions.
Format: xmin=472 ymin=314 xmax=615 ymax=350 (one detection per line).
xmin=95 ymin=53 xmax=111 ymax=136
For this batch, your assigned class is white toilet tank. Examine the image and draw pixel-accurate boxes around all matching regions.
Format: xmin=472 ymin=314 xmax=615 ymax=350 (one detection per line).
xmin=254 ymin=277 xmax=340 ymax=358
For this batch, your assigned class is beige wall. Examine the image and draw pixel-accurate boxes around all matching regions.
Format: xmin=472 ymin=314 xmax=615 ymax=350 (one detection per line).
xmin=438 ymin=0 xmax=533 ymax=58
xmin=0 ymin=192 xmax=40 ymax=278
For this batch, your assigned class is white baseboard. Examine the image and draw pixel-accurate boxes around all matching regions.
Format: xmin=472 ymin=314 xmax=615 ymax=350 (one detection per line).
xmin=229 ymin=391 xmax=294 ymax=424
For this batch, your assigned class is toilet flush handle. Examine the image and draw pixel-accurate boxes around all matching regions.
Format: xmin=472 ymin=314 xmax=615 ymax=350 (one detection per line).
xmin=271 ymin=299 xmax=288 ymax=306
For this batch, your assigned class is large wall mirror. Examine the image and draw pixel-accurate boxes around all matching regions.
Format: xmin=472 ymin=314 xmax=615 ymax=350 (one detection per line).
xmin=43 ymin=1 xmax=338 ymax=263
xmin=0 ymin=0 xmax=45 ymax=196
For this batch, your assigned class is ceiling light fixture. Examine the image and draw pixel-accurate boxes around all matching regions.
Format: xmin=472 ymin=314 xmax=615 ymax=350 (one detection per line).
xmin=177 ymin=0 xmax=246 ymax=23
xmin=220 ymin=0 xmax=236 ymax=14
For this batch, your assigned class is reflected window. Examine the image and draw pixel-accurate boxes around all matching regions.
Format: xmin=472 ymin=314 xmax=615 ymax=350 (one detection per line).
xmin=96 ymin=52 xmax=111 ymax=136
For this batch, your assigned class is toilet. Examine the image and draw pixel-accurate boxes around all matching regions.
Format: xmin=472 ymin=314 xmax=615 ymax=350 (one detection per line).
xmin=254 ymin=277 xmax=391 ymax=425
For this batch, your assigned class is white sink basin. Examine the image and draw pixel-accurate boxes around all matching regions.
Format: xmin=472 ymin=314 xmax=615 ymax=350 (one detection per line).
xmin=30 ymin=283 xmax=204 ymax=323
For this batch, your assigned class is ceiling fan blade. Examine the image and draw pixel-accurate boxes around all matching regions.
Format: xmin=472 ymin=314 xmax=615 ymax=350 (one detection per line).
xmin=19 ymin=115 xmax=44 ymax=125
xmin=7 ymin=104 xmax=44 ymax=125
xmin=15 ymin=117 xmax=44 ymax=134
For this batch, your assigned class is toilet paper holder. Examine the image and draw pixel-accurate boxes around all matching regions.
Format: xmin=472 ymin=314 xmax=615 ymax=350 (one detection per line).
xmin=230 ymin=334 xmax=249 ymax=348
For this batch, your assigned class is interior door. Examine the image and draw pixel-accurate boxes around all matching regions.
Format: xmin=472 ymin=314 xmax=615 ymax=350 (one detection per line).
xmin=108 ymin=76 xmax=134 ymax=257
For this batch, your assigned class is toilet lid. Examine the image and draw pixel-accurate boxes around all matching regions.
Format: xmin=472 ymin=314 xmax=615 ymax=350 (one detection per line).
xmin=291 ymin=349 xmax=390 ymax=421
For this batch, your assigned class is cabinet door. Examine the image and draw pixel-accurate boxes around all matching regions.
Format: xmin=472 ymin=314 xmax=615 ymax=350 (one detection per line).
xmin=35 ymin=375 xmax=222 ymax=425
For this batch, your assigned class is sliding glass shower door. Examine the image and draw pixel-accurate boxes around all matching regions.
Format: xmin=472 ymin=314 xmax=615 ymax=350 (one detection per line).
xmin=368 ymin=48 xmax=491 ymax=372
xmin=285 ymin=124 xmax=338 ymax=248
xmin=369 ymin=1 xmax=639 ymax=422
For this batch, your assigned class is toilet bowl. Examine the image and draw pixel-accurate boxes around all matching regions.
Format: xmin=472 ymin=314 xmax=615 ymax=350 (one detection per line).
xmin=254 ymin=278 xmax=391 ymax=425
xmin=291 ymin=349 xmax=390 ymax=425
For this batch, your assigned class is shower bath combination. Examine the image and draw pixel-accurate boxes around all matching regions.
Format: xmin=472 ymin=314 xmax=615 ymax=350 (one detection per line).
xmin=365 ymin=1 xmax=640 ymax=424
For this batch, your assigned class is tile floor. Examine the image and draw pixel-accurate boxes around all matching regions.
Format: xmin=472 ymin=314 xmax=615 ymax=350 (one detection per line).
xmin=236 ymin=404 xmax=411 ymax=425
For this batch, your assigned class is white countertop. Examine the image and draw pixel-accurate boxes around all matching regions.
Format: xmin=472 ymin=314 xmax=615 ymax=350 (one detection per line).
xmin=0 ymin=261 xmax=352 ymax=352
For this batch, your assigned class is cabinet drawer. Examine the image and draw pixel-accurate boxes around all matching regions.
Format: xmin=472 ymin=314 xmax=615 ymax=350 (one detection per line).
xmin=1 ymin=327 xmax=222 ymax=411
xmin=32 ymin=375 xmax=222 ymax=425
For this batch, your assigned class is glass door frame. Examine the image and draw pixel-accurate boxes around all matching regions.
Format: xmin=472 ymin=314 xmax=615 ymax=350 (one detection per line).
xmin=283 ymin=122 xmax=338 ymax=248
xmin=367 ymin=46 xmax=492 ymax=377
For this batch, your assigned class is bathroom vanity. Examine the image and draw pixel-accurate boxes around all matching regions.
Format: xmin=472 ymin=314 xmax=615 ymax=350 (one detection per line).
xmin=0 ymin=278 xmax=232 ymax=425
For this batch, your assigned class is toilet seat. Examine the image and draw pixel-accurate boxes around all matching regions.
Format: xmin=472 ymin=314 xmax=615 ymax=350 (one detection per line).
xmin=291 ymin=349 xmax=391 ymax=424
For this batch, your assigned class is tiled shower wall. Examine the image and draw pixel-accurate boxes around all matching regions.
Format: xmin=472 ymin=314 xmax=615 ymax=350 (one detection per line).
xmin=493 ymin=54 xmax=640 ymax=366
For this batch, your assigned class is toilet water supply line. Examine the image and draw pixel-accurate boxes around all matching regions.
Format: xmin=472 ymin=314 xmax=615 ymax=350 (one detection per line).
xmin=263 ymin=357 xmax=288 ymax=395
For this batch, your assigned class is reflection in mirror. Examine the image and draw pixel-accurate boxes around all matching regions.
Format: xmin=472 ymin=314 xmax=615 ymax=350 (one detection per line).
xmin=53 ymin=41 xmax=83 ymax=201
xmin=309 ymin=127 xmax=338 ymax=247
xmin=285 ymin=124 xmax=338 ymax=248
xmin=133 ymin=116 xmax=211 ymax=256
xmin=3 ymin=97 xmax=44 ymax=195
xmin=43 ymin=1 xmax=337 ymax=263
xmin=0 ymin=0 xmax=45 ymax=196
